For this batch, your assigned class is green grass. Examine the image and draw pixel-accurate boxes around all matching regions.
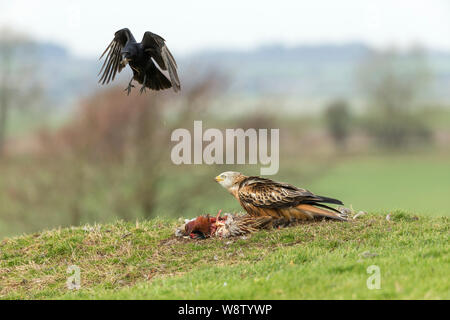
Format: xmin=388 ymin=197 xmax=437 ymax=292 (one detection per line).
xmin=1 ymin=212 xmax=448 ymax=299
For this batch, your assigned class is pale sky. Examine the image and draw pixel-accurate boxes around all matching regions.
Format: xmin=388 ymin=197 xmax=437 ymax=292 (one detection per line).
xmin=1 ymin=0 xmax=449 ymax=58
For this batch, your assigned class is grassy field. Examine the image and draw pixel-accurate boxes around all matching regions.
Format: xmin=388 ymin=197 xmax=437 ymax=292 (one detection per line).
xmin=1 ymin=211 xmax=448 ymax=299
xmin=306 ymin=154 xmax=450 ymax=216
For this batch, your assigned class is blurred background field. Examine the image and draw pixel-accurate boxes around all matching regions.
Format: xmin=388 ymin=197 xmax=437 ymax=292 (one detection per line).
xmin=0 ymin=1 xmax=449 ymax=238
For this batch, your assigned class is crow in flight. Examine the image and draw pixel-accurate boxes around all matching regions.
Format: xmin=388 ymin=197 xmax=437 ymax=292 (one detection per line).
xmin=98 ymin=28 xmax=180 ymax=94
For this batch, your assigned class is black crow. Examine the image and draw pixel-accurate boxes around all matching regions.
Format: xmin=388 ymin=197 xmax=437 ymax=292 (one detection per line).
xmin=98 ymin=28 xmax=180 ymax=94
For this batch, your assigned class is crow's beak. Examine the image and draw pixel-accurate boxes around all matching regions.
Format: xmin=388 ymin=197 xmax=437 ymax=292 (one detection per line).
xmin=120 ymin=51 xmax=131 ymax=66
xmin=120 ymin=57 xmax=130 ymax=67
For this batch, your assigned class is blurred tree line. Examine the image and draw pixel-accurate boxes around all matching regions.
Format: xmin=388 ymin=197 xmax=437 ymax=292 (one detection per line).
xmin=36 ymin=75 xmax=224 ymax=227
xmin=0 ymin=28 xmax=44 ymax=156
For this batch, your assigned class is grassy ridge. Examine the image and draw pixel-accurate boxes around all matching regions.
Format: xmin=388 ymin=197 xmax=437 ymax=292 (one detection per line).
xmin=0 ymin=212 xmax=448 ymax=299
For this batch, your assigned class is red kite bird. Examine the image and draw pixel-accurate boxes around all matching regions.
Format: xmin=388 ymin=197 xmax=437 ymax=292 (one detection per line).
xmin=215 ymin=172 xmax=347 ymax=221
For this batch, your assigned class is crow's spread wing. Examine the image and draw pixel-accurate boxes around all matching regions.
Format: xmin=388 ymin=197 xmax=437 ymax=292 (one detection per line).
xmin=98 ymin=28 xmax=134 ymax=85
xmin=141 ymin=31 xmax=180 ymax=92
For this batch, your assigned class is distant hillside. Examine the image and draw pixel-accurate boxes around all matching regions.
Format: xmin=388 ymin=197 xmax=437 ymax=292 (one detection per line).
xmin=189 ymin=43 xmax=450 ymax=102
xmin=4 ymin=41 xmax=450 ymax=107
xmin=34 ymin=43 xmax=99 ymax=106
xmin=189 ymin=42 xmax=372 ymax=98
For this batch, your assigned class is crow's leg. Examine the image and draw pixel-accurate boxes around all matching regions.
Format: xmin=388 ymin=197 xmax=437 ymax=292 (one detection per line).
xmin=124 ymin=76 xmax=135 ymax=96
xmin=139 ymin=74 xmax=147 ymax=95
